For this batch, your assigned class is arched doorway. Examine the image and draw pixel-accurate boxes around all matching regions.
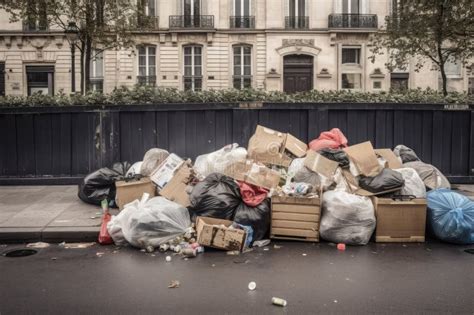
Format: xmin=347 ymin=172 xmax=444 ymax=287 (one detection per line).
xmin=283 ymin=54 xmax=313 ymax=93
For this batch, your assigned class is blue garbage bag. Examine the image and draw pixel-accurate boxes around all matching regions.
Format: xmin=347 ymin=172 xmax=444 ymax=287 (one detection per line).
xmin=427 ymin=189 xmax=474 ymax=245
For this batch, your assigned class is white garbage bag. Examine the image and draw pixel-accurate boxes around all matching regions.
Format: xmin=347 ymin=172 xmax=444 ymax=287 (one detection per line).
xmin=194 ymin=144 xmax=247 ymax=177
xmin=125 ymin=161 xmax=143 ymax=177
xmin=107 ymin=195 xmax=191 ymax=249
xmin=320 ymin=191 xmax=376 ymax=245
xmin=394 ymin=168 xmax=426 ymax=198
xmin=140 ymin=148 xmax=170 ymax=176
xmin=404 ymin=161 xmax=451 ymax=190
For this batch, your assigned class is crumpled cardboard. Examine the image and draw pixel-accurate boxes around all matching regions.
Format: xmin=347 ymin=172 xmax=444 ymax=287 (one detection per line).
xmin=224 ymin=159 xmax=281 ymax=190
xmin=115 ymin=177 xmax=157 ymax=210
xmin=344 ymin=141 xmax=381 ymax=177
xmin=375 ymin=149 xmax=403 ymax=169
xmin=304 ymin=150 xmax=339 ymax=179
xmin=196 ymin=217 xmax=248 ymax=251
xmin=247 ymin=125 xmax=308 ymax=167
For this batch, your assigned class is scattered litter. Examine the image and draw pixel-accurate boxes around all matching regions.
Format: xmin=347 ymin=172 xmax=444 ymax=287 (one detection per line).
xmin=51 ymin=257 xmax=57 ymax=260
xmin=140 ymin=249 xmax=146 ymax=252
xmin=151 ymin=254 xmax=156 ymax=257
xmin=248 ymin=281 xmax=256 ymax=291
xmin=334 ymin=300 xmax=338 ymax=303
xmin=273 ymin=244 xmax=282 ymax=249
xmin=182 ymin=248 xmax=197 ymax=258
xmin=337 ymin=243 xmax=346 ymax=251
xmin=227 ymin=250 xmax=240 ymax=256
xmin=61 ymin=242 xmax=95 ymax=249
xmin=168 ymin=280 xmax=180 ymax=289
xmin=90 ymin=216 xmax=97 ymax=219
xmin=166 ymin=256 xmax=172 ymax=262
xmin=146 ymin=246 xmax=154 ymax=253
xmin=272 ymin=297 xmax=287 ymax=307
xmin=233 ymin=258 xmax=250 ymax=264
xmin=26 ymin=242 xmax=50 ymax=249
xmin=426 ymin=248 xmax=432 ymax=252
xmin=253 ymin=239 xmax=271 ymax=247
xmin=302 ymin=253 xmax=307 ymax=256
xmin=113 ymin=250 xmax=119 ymax=254
xmin=211 ymin=264 xmax=216 ymax=267
xmin=263 ymin=247 xmax=270 ymax=251
xmin=402 ymin=245 xmax=408 ymax=248
xmin=96 ymin=252 xmax=105 ymax=257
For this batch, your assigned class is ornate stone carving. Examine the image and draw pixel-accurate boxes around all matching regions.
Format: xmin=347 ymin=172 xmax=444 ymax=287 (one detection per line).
xmin=282 ymin=39 xmax=315 ymax=48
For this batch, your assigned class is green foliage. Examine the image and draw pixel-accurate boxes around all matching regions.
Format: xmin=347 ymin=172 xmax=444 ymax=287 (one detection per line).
xmin=0 ymin=86 xmax=472 ymax=107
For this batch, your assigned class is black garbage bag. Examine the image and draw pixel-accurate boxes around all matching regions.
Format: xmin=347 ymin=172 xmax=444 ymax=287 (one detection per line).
xmin=234 ymin=199 xmax=271 ymax=241
xmin=188 ymin=173 xmax=241 ymax=220
xmin=394 ymin=145 xmax=420 ymax=163
xmin=78 ymin=162 xmax=131 ymax=207
xmin=359 ymin=168 xmax=405 ymax=194
xmin=318 ymin=148 xmax=350 ymax=168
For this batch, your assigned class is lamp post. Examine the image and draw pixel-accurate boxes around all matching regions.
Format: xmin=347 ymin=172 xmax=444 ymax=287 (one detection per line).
xmin=65 ymin=21 xmax=79 ymax=94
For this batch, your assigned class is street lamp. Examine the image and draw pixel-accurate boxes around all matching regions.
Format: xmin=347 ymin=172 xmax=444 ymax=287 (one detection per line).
xmin=65 ymin=21 xmax=79 ymax=94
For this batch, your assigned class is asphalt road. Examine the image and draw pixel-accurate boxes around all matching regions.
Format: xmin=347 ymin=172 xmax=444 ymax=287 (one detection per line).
xmin=0 ymin=240 xmax=473 ymax=315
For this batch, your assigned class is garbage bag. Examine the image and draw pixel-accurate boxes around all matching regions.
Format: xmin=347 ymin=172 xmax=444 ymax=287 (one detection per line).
xmin=194 ymin=144 xmax=247 ymax=177
xmin=78 ymin=162 xmax=131 ymax=207
xmin=287 ymin=158 xmax=320 ymax=189
xmin=238 ymin=181 xmax=268 ymax=207
xmin=140 ymin=148 xmax=170 ymax=176
xmin=404 ymin=161 xmax=451 ymax=190
xmin=188 ymin=173 xmax=241 ymax=220
xmin=126 ymin=161 xmax=143 ymax=177
xmin=427 ymin=189 xmax=474 ymax=245
xmin=359 ymin=168 xmax=405 ymax=194
xmin=394 ymin=145 xmax=420 ymax=163
xmin=234 ymin=199 xmax=271 ymax=241
xmin=318 ymin=148 xmax=350 ymax=169
xmin=320 ymin=191 xmax=376 ymax=245
xmin=107 ymin=196 xmax=192 ymax=248
xmin=394 ymin=168 xmax=426 ymax=198
xmin=309 ymin=128 xmax=348 ymax=152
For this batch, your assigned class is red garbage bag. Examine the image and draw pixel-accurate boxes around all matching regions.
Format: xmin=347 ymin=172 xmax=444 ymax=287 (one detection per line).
xmin=238 ymin=181 xmax=269 ymax=207
xmin=98 ymin=212 xmax=113 ymax=245
xmin=309 ymin=128 xmax=348 ymax=152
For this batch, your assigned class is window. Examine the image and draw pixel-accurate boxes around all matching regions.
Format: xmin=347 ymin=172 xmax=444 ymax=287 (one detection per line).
xmin=342 ymin=48 xmax=361 ymax=64
xmin=183 ymin=0 xmax=201 ymax=27
xmin=391 ymin=73 xmax=409 ymax=91
xmin=232 ymin=0 xmax=253 ymax=28
xmin=184 ymin=45 xmax=202 ymax=91
xmin=287 ymin=0 xmax=307 ymax=28
xmin=373 ymin=81 xmax=382 ymax=89
xmin=233 ymin=45 xmax=252 ymax=89
xmin=24 ymin=0 xmax=48 ymax=31
xmin=137 ymin=46 xmax=157 ymax=86
xmin=89 ymin=50 xmax=104 ymax=92
xmin=343 ymin=0 xmax=360 ymax=14
xmin=342 ymin=73 xmax=361 ymax=89
xmin=469 ymin=78 xmax=474 ymax=95
xmin=0 ymin=63 xmax=5 ymax=96
xmin=26 ymin=65 xmax=54 ymax=96
xmin=137 ymin=0 xmax=157 ymax=28
xmin=444 ymin=55 xmax=462 ymax=77
xmin=235 ymin=0 xmax=250 ymax=16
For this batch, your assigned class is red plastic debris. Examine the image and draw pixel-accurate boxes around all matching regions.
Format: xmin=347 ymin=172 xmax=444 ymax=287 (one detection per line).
xmin=98 ymin=212 xmax=113 ymax=245
xmin=337 ymin=243 xmax=346 ymax=251
xmin=238 ymin=181 xmax=269 ymax=207
xmin=309 ymin=128 xmax=348 ymax=152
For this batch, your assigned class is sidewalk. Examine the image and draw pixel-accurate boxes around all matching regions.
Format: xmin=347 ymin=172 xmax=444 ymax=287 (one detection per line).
xmin=0 ymin=185 xmax=473 ymax=243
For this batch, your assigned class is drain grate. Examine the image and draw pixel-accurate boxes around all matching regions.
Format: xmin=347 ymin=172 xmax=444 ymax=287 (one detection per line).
xmin=3 ymin=249 xmax=38 ymax=258
xmin=464 ymin=249 xmax=474 ymax=255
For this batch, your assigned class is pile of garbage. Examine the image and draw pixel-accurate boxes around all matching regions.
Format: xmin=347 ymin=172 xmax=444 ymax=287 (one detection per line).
xmin=78 ymin=125 xmax=474 ymax=254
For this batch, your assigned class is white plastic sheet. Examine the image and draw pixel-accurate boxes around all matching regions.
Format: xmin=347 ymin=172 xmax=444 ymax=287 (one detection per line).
xmin=125 ymin=161 xmax=143 ymax=177
xmin=394 ymin=168 xmax=426 ymax=198
xmin=107 ymin=195 xmax=191 ymax=249
xmin=194 ymin=144 xmax=247 ymax=177
xmin=320 ymin=191 xmax=376 ymax=245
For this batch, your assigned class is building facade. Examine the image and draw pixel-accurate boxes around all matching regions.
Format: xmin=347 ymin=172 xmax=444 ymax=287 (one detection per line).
xmin=0 ymin=0 xmax=472 ymax=96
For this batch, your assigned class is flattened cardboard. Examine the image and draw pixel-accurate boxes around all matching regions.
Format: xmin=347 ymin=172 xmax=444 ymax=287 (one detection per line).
xmin=344 ymin=142 xmax=381 ymax=177
xmin=304 ymin=150 xmax=339 ymax=178
xmin=196 ymin=217 xmax=247 ymax=251
xmin=284 ymin=133 xmax=308 ymax=158
xmin=373 ymin=197 xmax=427 ymax=242
xmin=115 ymin=177 xmax=156 ymax=210
xmin=375 ymin=149 xmax=403 ymax=169
xmin=158 ymin=163 xmax=192 ymax=207
xmin=150 ymin=153 xmax=184 ymax=189
xmin=224 ymin=160 xmax=281 ymax=190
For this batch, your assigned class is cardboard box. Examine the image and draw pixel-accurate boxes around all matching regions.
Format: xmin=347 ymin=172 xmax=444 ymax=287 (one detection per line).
xmin=344 ymin=141 xmax=381 ymax=177
xmin=270 ymin=195 xmax=321 ymax=242
xmin=151 ymin=154 xmax=193 ymax=207
xmin=304 ymin=150 xmax=339 ymax=178
xmin=375 ymin=149 xmax=403 ymax=169
xmin=224 ymin=160 xmax=281 ymax=190
xmin=247 ymin=125 xmax=308 ymax=167
xmin=115 ymin=177 xmax=157 ymax=210
xmin=373 ymin=197 xmax=427 ymax=242
xmin=196 ymin=217 xmax=248 ymax=251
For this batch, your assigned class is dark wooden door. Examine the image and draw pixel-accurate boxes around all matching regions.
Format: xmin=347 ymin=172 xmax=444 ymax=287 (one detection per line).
xmin=284 ymin=54 xmax=313 ymax=93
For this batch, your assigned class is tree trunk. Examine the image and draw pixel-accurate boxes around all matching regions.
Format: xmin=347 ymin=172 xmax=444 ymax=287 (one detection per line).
xmin=85 ymin=35 xmax=92 ymax=93
xmin=80 ymin=41 xmax=85 ymax=94
xmin=436 ymin=2 xmax=448 ymax=96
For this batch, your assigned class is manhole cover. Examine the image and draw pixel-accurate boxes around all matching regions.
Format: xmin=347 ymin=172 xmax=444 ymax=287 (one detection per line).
xmin=3 ymin=249 xmax=38 ymax=258
xmin=464 ymin=249 xmax=474 ymax=255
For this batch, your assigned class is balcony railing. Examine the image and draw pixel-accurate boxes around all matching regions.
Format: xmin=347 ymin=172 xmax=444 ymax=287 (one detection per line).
xmin=328 ymin=14 xmax=378 ymax=29
xmin=137 ymin=75 xmax=157 ymax=86
xmin=22 ymin=21 xmax=49 ymax=32
xmin=169 ymin=15 xmax=214 ymax=29
xmin=285 ymin=16 xmax=309 ymax=29
xmin=230 ymin=16 xmax=255 ymax=29
xmin=135 ymin=15 xmax=160 ymax=30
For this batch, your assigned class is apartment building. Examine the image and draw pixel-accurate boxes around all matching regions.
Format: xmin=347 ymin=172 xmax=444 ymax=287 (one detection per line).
xmin=0 ymin=0 xmax=472 ymax=96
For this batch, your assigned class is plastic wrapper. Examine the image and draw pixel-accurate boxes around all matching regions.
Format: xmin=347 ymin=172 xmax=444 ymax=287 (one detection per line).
xmin=427 ymin=189 xmax=474 ymax=245
xmin=238 ymin=181 xmax=268 ymax=207
xmin=320 ymin=191 xmax=376 ymax=245
xmin=318 ymin=148 xmax=350 ymax=169
xmin=78 ymin=162 xmax=131 ymax=207
xmin=126 ymin=161 xmax=143 ymax=177
xmin=394 ymin=168 xmax=426 ymax=198
xmin=107 ymin=196 xmax=192 ymax=248
xmin=188 ymin=173 xmax=241 ymax=220
xmin=287 ymin=158 xmax=321 ymax=190
xmin=359 ymin=168 xmax=405 ymax=194
xmin=309 ymin=128 xmax=348 ymax=152
xmin=393 ymin=145 xmax=420 ymax=163
xmin=194 ymin=144 xmax=247 ymax=177
xmin=98 ymin=212 xmax=113 ymax=245
xmin=234 ymin=199 xmax=271 ymax=241
xmin=140 ymin=148 xmax=170 ymax=176
xmin=404 ymin=161 xmax=451 ymax=190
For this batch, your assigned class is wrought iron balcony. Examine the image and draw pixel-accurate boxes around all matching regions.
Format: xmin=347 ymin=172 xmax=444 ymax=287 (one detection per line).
xmin=285 ymin=16 xmax=309 ymax=29
xmin=230 ymin=16 xmax=255 ymax=29
xmin=328 ymin=14 xmax=378 ymax=29
xmin=137 ymin=75 xmax=157 ymax=86
xmin=169 ymin=15 xmax=214 ymax=29
xmin=22 ymin=21 xmax=49 ymax=32
xmin=135 ymin=15 xmax=160 ymax=30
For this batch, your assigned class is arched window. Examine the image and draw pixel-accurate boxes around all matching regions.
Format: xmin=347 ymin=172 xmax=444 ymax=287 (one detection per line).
xmin=233 ymin=45 xmax=252 ymax=89
xmin=183 ymin=45 xmax=203 ymax=91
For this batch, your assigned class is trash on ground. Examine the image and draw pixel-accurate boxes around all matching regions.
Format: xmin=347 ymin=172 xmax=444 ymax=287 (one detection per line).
xmin=253 ymin=239 xmax=271 ymax=248
xmin=337 ymin=243 xmax=346 ymax=251
xmin=166 ymin=256 xmax=172 ymax=262
xmin=61 ymin=242 xmax=96 ymax=249
xmin=272 ymin=297 xmax=288 ymax=307
xmin=168 ymin=280 xmax=180 ymax=289
xmin=96 ymin=252 xmax=105 ymax=257
xmin=227 ymin=250 xmax=240 ymax=256
xmin=26 ymin=242 xmax=50 ymax=249
xmin=248 ymin=281 xmax=256 ymax=291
